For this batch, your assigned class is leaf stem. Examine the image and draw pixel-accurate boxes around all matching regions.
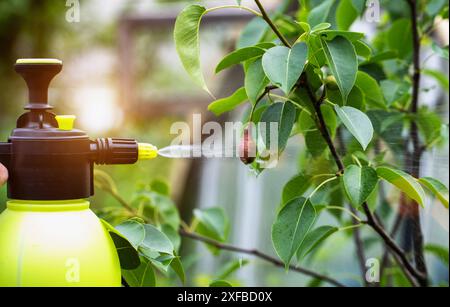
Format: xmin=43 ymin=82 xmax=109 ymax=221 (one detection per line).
xmin=205 ymin=5 xmax=262 ymax=17
xmin=308 ymin=176 xmax=338 ymax=198
xmin=351 ymin=154 xmax=362 ymax=168
xmin=339 ymin=224 xmax=364 ymax=232
xmin=325 ymin=206 xmax=363 ymax=223
xmin=269 ymin=93 xmax=313 ymax=116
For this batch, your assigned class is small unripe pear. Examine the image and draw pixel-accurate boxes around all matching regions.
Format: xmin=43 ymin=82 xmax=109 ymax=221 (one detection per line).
xmin=239 ymin=127 xmax=256 ymax=165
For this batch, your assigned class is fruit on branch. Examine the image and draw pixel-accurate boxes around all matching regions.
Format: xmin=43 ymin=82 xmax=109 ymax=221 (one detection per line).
xmin=239 ymin=127 xmax=257 ymax=165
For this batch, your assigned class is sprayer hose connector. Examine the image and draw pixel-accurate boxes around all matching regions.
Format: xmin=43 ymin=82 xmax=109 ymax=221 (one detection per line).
xmin=92 ymin=138 xmax=138 ymax=165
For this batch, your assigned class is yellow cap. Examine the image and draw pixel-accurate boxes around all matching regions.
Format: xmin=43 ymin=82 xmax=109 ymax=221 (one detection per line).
xmin=55 ymin=115 xmax=76 ymax=130
xmin=16 ymin=58 xmax=62 ymax=65
xmin=138 ymin=143 xmax=158 ymax=160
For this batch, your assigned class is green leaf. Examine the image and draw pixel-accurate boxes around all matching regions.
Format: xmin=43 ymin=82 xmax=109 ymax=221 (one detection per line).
xmin=336 ymin=0 xmax=358 ymax=30
xmin=101 ymin=219 xmax=140 ymax=270
xmin=122 ymin=257 xmax=156 ymax=287
xmin=115 ymin=219 xmax=146 ymax=248
xmin=311 ymin=22 xmax=331 ymax=33
xmin=305 ymin=130 xmax=328 ymax=157
xmin=162 ymin=223 xmax=181 ymax=253
xmin=194 ymin=207 xmax=229 ymax=242
xmin=174 ymin=5 xmax=211 ymax=95
xmin=320 ymin=30 xmax=365 ymax=42
xmin=416 ymin=107 xmax=443 ymax=145
xmin=245 ymin=58 xmax=269 ymax=103
xmin=141 ymin=224 xmax=174 ymax=255
xmin=210 ymin=280 xmax=233 ymax=287
xmin=423 ymin=69 xmax=449 ymax=92
xmin=308 ymin=0 xmax=335 ymax=27
xmin=260 ymin=101 xmax=296 ymax=152
xmin=147 ymin=254 xmax=175 ymax=273
xmin=262 ymin=43 xmax=308 ymax=94
xmin=272 ymin=197 xmax=316 ymax=267
xmin=419 ymin=177 xmax=449 ymax=209
xmin=208 ymin=87 xmax=247 ymax=116
xmin=215 ymin=259 xmax=249 ymax=280
xmin=282 ymin=173 xmax=311 ymax=205
xmin=216 ymin=47 xmax=266 ymax=74
xmin=355 ymin=71 xmax=386 ymax=109
xmin=170 ymin=256 xmax=186 ymax=284
xmin=334 ymin=105 xmax=374 ymax=150
xmin=351 ymin=0 xmax=366 ymax=14
xmin=150 ymin=179 xmax=170 ymax=195
xmin=297 ymin=226 xmax=338 ymax=260
xmin=424 ymin=244 xmax=449 ymax=266
xmin=354 ymin=40 xmax=372 ymax=59
xmin=432 ymin=42 xmax=449 ymax=60
xmin=237 ymin=17 xmax=269 ymax=49
xmin=327 ymin=85 xmax=365 ymax=109
xmin=380 ymin=80 xmax=410 ymax=106
xmin=343 ymin=165 xmax=379 ymax=208
xmin=322 ymin=36 xmax=358 ymax=102
xmin=426 ymin=0 xmax=447 ymax=16
xmin=387 ymin=19 xmax=412 ymax=58
xmin=135 ymin=191 xmax=180 ymax=230
xmin=377 ymin=167 xmax=426 ymax=207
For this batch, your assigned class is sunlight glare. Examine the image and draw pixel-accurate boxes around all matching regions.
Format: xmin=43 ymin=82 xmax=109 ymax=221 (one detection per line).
xmin=75 ymin=87 xmax=122 ymax=133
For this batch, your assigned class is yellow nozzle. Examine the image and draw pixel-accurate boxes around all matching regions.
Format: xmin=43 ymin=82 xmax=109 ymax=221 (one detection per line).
xmin=55 ymin=115 xmax=76 ymax=130
xmin=138 ymin=143 xmax=158 ymax=160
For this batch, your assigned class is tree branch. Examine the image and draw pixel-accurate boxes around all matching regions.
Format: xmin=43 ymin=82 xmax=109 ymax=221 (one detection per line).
xmin=349 ymin=206 xmax=370 ymax=287
xmin=301 ymin=79 xmax=425 ymax=287
xmin=361 ymin=203 xmax=424 ymax=287
xmin=254 ymin=0 xmax=291 ymax=48
xmin=304 ymin=81 xmax=345 ymax=174
xmin=179 ymin=228 xmax=345 ymax=287
xmin=98 ymin=183 xmax=345 ymax=287
xmin=405 ymin=0 xmax=428 ymax=286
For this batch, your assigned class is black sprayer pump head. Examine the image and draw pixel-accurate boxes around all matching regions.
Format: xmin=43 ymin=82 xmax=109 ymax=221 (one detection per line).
xmin=0 ymin=59 xmax=154 ymax=201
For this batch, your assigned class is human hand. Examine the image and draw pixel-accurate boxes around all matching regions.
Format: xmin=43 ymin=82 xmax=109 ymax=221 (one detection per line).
xmin=0 ymin=163 xmax=8 ymax=186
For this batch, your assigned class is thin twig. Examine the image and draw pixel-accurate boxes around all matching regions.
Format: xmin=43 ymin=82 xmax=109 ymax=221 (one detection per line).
xmin=304 ymin=79 xmax=345 ymax=174
xmin=99 ymin=184 xmax=345 ymax=287
xmin=254 ymin=0 xmax=292 ymax=48
xmin=179 ymin=228 xmax=345 ymax=287
xmin=249 ymin=85 xmax=277 ymax=121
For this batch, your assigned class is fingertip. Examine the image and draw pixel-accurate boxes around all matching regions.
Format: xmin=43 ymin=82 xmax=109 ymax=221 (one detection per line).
xmin=0 ymin=163 xmax=8 ymax=186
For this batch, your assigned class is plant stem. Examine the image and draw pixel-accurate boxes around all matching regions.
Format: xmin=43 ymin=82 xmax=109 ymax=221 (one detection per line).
xmin=339 ymin=224 xmax=364 ymax=232
xmin=269 ymin=93 xmax=313 ymax=115
xmin=301 ymin=77 xmax=425 ymax=287
xmin=205 ymin=5 xmax=262 ymax=17
xmin=98 ymin=184 xmax=345 ymax=287
xmin=249 ymin=85 xmax=277 ymax=121
xmin=405 ymin=0 xmax=428 ymax=286
xmin=361 ymin=202 xmax=424 ymax=287
xmin=308 ymin=176 xmax=338 ymax=198
xmin=304 ymin=80 xmax=345 ymax=174
xmin=325 ymin=206 xmax=364 ymax=224
xmin=254 ymin=0 xmax=292 ymax=48
xmin=179 ymin=228 xmax=346 ymax=287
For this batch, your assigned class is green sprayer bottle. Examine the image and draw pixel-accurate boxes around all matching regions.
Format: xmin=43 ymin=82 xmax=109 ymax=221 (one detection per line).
xmin=0 ymin=59 xmax=157 ymax=286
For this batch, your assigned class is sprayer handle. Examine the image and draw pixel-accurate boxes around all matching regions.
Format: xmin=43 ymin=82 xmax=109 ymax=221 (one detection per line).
xmin=14 ymin=59 xmax=62 ymax=110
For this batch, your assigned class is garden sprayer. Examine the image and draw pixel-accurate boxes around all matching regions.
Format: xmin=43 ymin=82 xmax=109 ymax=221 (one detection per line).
xmin=0 ymin=59 xmax=157 ymax=286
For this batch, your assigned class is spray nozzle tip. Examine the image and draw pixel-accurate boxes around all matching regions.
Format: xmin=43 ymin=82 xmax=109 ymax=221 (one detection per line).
xmin=138 ymin=143 xmax=158 ymax=160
